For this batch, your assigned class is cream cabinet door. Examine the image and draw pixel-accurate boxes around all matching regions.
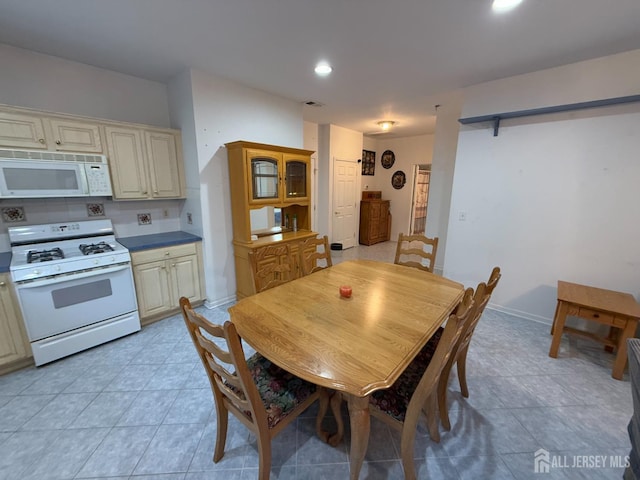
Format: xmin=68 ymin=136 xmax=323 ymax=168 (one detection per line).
xmin=133 ymin=260 xmax=173 ymax=318
xmin=0 ymin=276 xmax=30 ymax=367
xmin=105 ymin=126 xmax=149 ymax=199
xmin=144 ymin=131 xmax=184 ymax=198
xmin=169 ymin=254 xmax=202 ymax=304
xmin=0 ymin=111 xmax=47 ymax=149
xmin=47 ymin=118 xmax=103 ymax=153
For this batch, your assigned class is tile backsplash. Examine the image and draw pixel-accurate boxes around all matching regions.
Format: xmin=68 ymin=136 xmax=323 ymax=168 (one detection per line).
xmin=0 ymin=197 xmax=184 ymax=251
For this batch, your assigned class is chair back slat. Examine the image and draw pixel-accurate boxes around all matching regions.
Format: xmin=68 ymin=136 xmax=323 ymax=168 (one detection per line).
xmin=179 ymin=297 xmax=267 ymax=427
xmin=249 ymin=243 xmax=297 ymax=292
xmin=454 ymin=283 xmax=488 ymax=354
xmin=299 ymin=235 xmax=332 ymax=276
xmin=394 ymin=233 xmax=438 ymax=273
xmin=405 ymin=287 xmax=475 ymax=416
xmin=486 ymin=267 xmax=501 ymax=295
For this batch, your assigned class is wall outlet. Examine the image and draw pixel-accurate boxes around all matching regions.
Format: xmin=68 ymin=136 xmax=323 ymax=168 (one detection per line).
xmin=458 ymin=210 xmax=467 ymax=221
xmin=187 ymin=212 xmax=193 ymax=224
xmin=163 ymin=209 xmax=169 ymax=218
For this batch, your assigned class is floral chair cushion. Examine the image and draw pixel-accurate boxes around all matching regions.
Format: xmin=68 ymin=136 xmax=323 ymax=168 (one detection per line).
xmin=370 ymin=327 xmax=443 ymax=422
xmin=245 ymin=353 xmax=317 ymax=429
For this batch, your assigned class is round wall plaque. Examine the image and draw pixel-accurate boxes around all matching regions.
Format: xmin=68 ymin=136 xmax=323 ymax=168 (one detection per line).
xmin=381 ymin=150 xmax=395 ymax=169
xmin=391 ymin=170 xmax=406 ymax=190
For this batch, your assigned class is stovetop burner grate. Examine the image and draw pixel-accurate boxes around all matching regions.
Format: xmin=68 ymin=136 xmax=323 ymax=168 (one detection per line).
xmin=27 ymin=248 xmax=65 ymax=263
xmin=79 ymin=242 xmax=115 ymax=255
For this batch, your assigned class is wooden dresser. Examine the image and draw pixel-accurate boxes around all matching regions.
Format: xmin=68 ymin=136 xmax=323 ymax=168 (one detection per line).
xmin=359 ymin=191 xmax=391 ymax=245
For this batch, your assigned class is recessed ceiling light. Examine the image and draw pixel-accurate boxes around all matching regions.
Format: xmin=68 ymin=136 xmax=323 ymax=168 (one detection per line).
xmin=492 ymin=0 xmax=523 ymax=12
xmin=314 ymin=62 xmax=332 ymax=76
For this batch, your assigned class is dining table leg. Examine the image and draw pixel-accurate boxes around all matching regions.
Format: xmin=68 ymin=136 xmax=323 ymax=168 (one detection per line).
xmin=347 ymin=394 xmax=370 ymax=480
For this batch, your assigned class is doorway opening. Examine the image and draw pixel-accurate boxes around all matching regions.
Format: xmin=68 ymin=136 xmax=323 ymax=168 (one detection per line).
xmin=410 ymin=164 xmax=430 ymax=235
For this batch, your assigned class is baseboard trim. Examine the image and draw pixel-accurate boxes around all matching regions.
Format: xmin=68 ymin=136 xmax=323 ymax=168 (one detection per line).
xmin=486 ymin=303 xmax=553 ymax=325
xmin=204 ymin=295 xmax=236 ymax=309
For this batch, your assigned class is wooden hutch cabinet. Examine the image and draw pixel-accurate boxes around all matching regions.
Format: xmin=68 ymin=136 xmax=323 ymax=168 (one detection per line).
xmin=359 ymin=191 xmax=391 ymax=245
xmin=226 ymin=140 xmax=317 ymax=298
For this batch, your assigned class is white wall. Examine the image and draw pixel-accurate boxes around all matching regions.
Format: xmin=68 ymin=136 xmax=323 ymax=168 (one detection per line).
xmin=428 ymin=94 xmax=463 ymax=273
xmin=0 ymin=44 xmax=170 ymax=126
xmin=374 ymin=135 xmax=434 ymax=241
xmin=186 ymin=69 xmax=304 ymax=306
xmin=303 ymin=122 xmax=319 ymax=231
xmin=445 ymin=49 xmax=640 ymax=323
xmin=0 ymin=44 xmax=182 ymax=248
xmin=167 ymin=70 xmax=202 ymax=238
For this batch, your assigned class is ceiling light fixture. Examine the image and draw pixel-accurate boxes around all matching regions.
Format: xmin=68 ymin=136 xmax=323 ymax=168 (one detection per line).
xmin=492 ymin=0 xmax=523 ymax=12
xmin=314 ymin=62 xmax=332 ymax=76
xmin=377 ymin=120 xmax=396 ymax=131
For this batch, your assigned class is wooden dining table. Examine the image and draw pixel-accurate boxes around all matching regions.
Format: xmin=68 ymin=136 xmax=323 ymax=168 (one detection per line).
xmin=228 ymin=259 xmax=464 ymax=479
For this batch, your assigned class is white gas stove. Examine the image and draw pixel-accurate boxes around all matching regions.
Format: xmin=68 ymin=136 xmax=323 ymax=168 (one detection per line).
xmin=9 ymin=219 xmax=140 ymax=366
xmin=9 ymin=219 xmax=131 ymax=282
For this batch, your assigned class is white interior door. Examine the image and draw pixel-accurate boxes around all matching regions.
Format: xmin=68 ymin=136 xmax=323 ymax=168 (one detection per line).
xmin=332 ymin=158 xmax=358 ymax=249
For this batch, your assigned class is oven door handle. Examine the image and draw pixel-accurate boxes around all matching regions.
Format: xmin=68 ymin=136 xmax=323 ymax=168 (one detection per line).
xmin=16 ymin=264 xmax=131 ymax=289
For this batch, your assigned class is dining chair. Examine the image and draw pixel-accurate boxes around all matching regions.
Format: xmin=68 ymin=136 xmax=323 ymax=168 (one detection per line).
xmin=455 ymin=267 xmax=501 ymax=400
xmin=248 ymin=243 xmax=297 ymax=293
xmin=414 ymin=266 xmax=502 ymax=434
xmin=299 ymin=235 xmax=332 ymax=276
xmin=179 ymin=297 xmax=324 ymax=480
xmin=368 ymin=288 xmax=475 ymax=480
xmin=394 ymin=233 xmax=439 ymax=273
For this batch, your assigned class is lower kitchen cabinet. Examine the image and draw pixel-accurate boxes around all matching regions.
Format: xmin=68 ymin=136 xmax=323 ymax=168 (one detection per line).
xmin=0 ymin=273 xmax=31 ymax=374
xmin=131 ymin=242 xmax=205 ymax=325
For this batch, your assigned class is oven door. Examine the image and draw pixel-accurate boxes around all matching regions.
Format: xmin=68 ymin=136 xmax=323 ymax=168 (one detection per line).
xmin=15 ymin=264 xmax=138 ymax=341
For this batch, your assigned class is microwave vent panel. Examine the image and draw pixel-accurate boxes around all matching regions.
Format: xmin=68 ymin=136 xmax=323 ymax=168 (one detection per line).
xmin=0 ymin=149 xmax=107 ymax=164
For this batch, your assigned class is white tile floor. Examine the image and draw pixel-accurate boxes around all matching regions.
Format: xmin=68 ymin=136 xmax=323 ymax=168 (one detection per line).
xmin=0 ymin=241 xmax=633 ymax=479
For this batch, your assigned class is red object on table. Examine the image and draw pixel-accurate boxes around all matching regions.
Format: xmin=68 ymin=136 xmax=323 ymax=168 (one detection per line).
xmin=340 ymin=285 xmax=352 ymax=298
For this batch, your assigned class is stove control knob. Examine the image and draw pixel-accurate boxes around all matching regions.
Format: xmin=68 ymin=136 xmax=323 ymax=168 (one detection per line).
xmin=93 ymin=259 xmax=99 ymax=265
xmin=33 ymin=270 xmax=40 ymax=275
xmin=110 ymin=256 xmax=115 ymax=262
xmin=55 ymin=266 xmax=61 ymax=272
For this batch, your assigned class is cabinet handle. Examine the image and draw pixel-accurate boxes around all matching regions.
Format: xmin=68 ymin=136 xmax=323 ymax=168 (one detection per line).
xmin=165 ymin=252 xmax=170 ymax=256
xmin=142 ymin=191 xmax=148 ymax=195
xmin=154 ymin=190 xmax=158 ymax=194
xmin=171 ymin=263 xmax=176 ymax=268
xmin=38 ymin=138 xmax=45 ymax=144
xmin=161 ymin=265 xmax=166 ymax=269
xmin=0 ymin=281 xmax=5 ymax=287
xmin=55 ymin=140 xmax=61 ymax=145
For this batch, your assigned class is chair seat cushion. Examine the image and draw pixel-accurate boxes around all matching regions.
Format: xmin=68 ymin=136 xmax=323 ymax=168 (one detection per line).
xmin=370 ymin=327 xmax=443 ymax=422
xmin=246 ymin=353 xmax=317 ymax=429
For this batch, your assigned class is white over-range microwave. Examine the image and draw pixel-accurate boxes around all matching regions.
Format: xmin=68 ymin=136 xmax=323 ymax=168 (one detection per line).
xmin=0 ymin=149 xmax=113 ymax=198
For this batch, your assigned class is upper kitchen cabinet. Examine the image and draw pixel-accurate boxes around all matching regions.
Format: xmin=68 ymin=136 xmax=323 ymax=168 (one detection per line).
xmin=0 ymin=111 xmax=47 ymax=149
xmin=105 ymin=126 xmax=185 ymax=200
xmin=47 ymin=118 xmax=103 ymax=153
xmin=0 ymin=110 xmax=102 ymax=153
xmin=145 ymin=130 xmax=184 ymax=198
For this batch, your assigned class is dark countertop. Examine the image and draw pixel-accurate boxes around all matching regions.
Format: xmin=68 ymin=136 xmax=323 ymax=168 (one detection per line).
xmin=0 ymin=252 xmax=11 ymax=273
xmin=117 ymin=231 xmax=202 ymax=252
